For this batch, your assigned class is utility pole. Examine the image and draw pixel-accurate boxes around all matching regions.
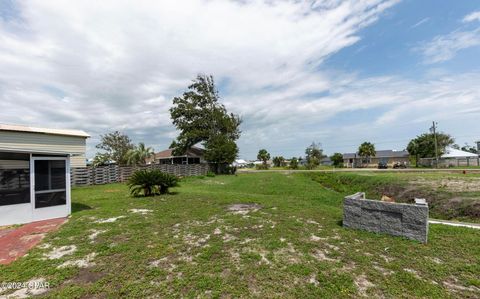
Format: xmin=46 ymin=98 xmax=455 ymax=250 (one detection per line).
xmin=430 ymin=121 xmax=439 ymax=168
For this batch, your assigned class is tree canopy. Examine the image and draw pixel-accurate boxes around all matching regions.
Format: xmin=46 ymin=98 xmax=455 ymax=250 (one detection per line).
xmin=126 ymin=142 xmax=154 ymax=165
xmin=170 ymin=75 xmax=241 ymax=153
xmin=305 ymin=142 xmax=324 ymax=169
xmin=272 ymin=156 xmax=286 ymax=167
xmin=330 ymin=153 xmax=344 ymax=167
xmin=95 ymin=131 xmax=134 ymax=166
xmin=289 ymin=157 xmax=298 ymax=169
xmin=169 ymin=75 xmax=241 ymax=173
xmin=257 ymin=149 xmax=270 ymax=165
xmin=407 ymin=133 xmax=454 ymax=165
xmin=358 ymin=142 xmax=376 ymax=160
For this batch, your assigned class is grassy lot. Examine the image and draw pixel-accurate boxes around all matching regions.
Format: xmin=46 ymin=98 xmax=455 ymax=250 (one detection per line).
xmin=0 ymin=172 xmax=479 ymax=298
xmin=306 ymin=171 xmax=480 ymax=222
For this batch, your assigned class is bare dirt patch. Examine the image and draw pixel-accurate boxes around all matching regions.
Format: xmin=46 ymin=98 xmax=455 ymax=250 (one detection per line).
xmin=88 ymin=229 xmax=107 ymax=243
xmin=308 ymin=274 xmax=320 ymax=286
xmin=338 ymin=262 xmax=356 ymax=273
xmin=428 ymin=257 xmax=443 ymax=265
xmin=44 ymin=245 xmax=77 ymax=260
xmin=310 ymin=234 xmax=327 ymax=242
xmin=412 ymin=177 xmax=480 ymax=192
xmin=129 ymin=209 xmax=153 ymax=215
xmin=274 ymin=243 xmax=302 ymax=264
xmin=70 ymin=268 xmax=105 ymax=284
xmin=373 ymin=264 xmax=394 ymax=276
xmin=228 ymin=203 xmax=262 ymax=215
xmin=95 ymin=216 xmax=126 ymax=223
xmin=58 ymin=253 xmax=97 ymax=269
xmin=443 ymin=277 xmax=480 ymax=294
xmin=354 ymin=274 xmax=375 ymax=297
xmin=183 ymin=233 xmax=211 ymax=248
xmin=310 ymin=249 xmax=337 ymax=262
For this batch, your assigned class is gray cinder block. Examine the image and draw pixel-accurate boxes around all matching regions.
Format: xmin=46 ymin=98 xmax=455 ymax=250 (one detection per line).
xmin=343 ymin=192 xmax=428 ymax=243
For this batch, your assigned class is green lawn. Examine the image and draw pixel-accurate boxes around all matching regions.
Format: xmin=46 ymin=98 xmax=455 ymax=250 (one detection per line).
xmin=1 ymin=172 xmax=479 ymax=298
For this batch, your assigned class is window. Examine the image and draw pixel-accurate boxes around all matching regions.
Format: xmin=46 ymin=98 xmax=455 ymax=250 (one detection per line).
xmin=0 ymin=152 xmax=30 ymax=206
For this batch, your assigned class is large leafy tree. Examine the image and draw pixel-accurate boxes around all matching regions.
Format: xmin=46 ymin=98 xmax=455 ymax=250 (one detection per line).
xmin=358 ymin=142 xmax=376 ymax=164
xmin=330 ymin=153 xmax=344 ymax=168
xmin=95 ymin=131 xmax=134 ymax=166
xmin=126 ymin=142 xmax=154 ymax=165
xmin=169 ymin=75 xmax=241 ymax=173
xmin=407 ymin=133 xmax=454 ymax=166
xmin=305 ymin=142 xmax=324 ymax=169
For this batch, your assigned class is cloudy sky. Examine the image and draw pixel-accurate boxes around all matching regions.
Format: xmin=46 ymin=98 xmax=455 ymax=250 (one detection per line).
xmin=1 ymin=0 xmax=479 ymax=159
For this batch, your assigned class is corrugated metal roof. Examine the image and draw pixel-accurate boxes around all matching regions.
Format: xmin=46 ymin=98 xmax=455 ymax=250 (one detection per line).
xmin=0 ymin=124 xmax=90 ymax=138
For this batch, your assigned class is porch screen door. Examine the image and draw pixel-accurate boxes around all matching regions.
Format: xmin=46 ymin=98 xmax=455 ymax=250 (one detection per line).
xmin=32 ymin=157 xmax=69 ymax=221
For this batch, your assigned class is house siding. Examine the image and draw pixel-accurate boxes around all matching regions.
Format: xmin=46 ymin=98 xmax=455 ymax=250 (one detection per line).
xmin=0 ymin=131 xmax=87 ymax=167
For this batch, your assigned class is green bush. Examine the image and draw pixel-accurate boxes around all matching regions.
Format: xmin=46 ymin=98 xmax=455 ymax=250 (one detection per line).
xmin=289 ymin=157 xmax=299 ymax=169
xmin=127 ymin=169 xmax=178 ymax=197
xmin=255 ymin=164 xmax=269 ymax=170
xmin=206 ymin=171 xmax=216 ymax=177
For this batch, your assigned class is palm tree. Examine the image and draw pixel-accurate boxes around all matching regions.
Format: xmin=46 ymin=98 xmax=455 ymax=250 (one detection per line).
xmin=257 ymin=149 xmax=271 ymax=166
xmin=127 ymin=143 xmax=154 ymax=165
xmin=358 ymin=142 xmax=376 ymax=166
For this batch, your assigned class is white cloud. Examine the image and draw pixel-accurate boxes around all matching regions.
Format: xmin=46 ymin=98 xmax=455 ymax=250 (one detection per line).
xmin=0 ymin=0 xmax=400 ymax=156
xmin=416 ymin=10 xmax=480 ymax=64
xmin=416 ymin=28 xmax=480 ymax=64
xmin=463 ymin=11 xmax=480 ymax=23
xmin=410 ymin=17 xmax=430 ymax=29
xmin=1 ymin=0 xmax=479 ymax=159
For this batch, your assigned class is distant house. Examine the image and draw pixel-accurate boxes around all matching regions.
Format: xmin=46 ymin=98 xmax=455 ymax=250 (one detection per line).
xmin=441 ymin=147 xmax=478 ymax=159
xmin=233 ymin=159 xmax=248 ymax=168
xmin=321 ymin=157 xmax=332 ymax=166
xmin=149 ymin=147 xmax=206 ymax=165
xmin=343 ymin=150 xmax=409 ymax=168
xmin=418 ymin=147 xmax=479 ymax=167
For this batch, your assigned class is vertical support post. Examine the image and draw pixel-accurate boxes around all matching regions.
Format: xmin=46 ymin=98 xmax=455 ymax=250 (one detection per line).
xmin=29 ymin=153 xmax=34 ymax=218
xmin=66 ymin=155 xmax=71 ymax=215
xmin=430 ymin=121 xmax=439 ymax=168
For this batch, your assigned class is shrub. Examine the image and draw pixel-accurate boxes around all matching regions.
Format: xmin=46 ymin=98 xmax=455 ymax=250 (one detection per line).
xmin=289 ymin=157 xmax=298 ymax=169
xmin=331 ymin=153 xmax=344 ymax=168
xmin=127 ymin=169 xmax=178 ymax=197
xmin=206 ymin=171 xmax=216 ymax=177
xmin=255 ymin=164 xmax=269 ymax=170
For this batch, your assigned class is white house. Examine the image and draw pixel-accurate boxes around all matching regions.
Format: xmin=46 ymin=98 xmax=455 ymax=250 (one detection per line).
xmin=233 ymin=159 xmax=248 ymax=167
xmin=439 ymin=147 xmax=479 ymax=167
xmin=441 ymin=147 xmax=478 ymax=159
xmin=0 ymin=124 xmax=89 ymax=226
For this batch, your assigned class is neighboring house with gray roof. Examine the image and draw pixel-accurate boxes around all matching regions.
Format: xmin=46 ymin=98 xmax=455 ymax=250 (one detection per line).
xmin=343 ymin=150 xmax=409 ymax=168
xmin=147 ymin=146 xmax=206 ymax=165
